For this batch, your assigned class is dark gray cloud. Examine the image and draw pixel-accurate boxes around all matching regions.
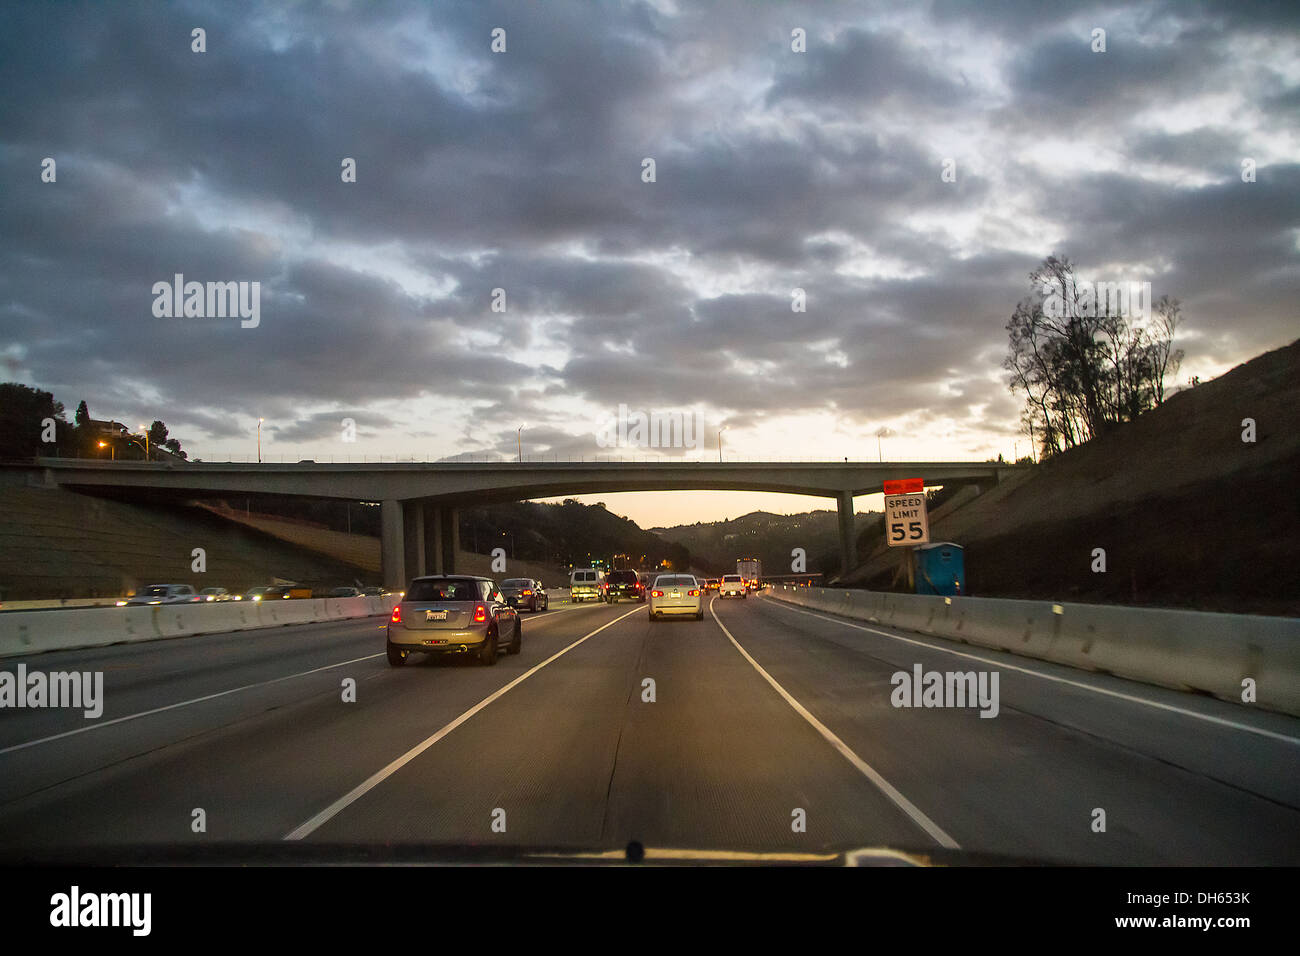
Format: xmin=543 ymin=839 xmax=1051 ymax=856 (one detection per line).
xmin=1 ymin=0 xmax=1297 ymax=466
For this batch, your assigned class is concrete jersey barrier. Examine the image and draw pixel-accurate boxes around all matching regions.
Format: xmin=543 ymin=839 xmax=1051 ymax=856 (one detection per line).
xmin=0 ymin=595 xmax=400 ymax=659
xmin=768 ymin=585 xmax=1300 ymax=717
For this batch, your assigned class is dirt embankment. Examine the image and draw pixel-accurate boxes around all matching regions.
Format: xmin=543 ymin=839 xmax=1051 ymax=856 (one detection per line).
xmin=847 ymin=338 xmax=1300 ymax=616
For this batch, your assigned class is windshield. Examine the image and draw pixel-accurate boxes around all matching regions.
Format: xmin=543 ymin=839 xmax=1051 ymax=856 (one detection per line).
xmin=6 ymin=0 xmax=1296 ymax=884
xmin=653 ymin=575 xmax=695 ymax=587
xmin=405 ymin=579 xmax=480 ymax=602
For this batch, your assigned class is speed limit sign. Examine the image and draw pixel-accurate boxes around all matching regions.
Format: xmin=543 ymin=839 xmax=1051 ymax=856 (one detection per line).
xmin=884 ymin=486 xmax=929 ymax=547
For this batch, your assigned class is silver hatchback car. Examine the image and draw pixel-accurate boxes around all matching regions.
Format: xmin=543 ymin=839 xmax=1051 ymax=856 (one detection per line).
xmin=386 ymin=575 xmax=521 ymax=666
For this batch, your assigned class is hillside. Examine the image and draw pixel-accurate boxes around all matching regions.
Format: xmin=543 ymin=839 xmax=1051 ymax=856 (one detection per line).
xmin=0 ymin=481 xmax=376 ymax=601
xmin=460 ymin=499 xmax=690 ymax=571
xmin=846 ymin=338 xmax=1300 ymax=616
xmin=203 ymin=503 xmax=570 ymax=585
xmin=201 ymin=495 xmax=692 ymax=575
xmin=653 ymin=508 xmax=877 ymax=577
xmin=0 ymin=482 xmax=577 ymax=602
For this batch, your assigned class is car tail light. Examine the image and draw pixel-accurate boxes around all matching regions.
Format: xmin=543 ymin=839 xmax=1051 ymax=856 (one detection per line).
xmin=651 ymin=590 xmax=663 ymax=597
xmin=473 ymin=604 xmax=487 ymax=623
xmin=522 ymin=589 xmax=532 ymax=596
xmin=390 ymin=605 xmax=402 ymax=624
xmin=689 ymin=589 xmax=700 ymax=596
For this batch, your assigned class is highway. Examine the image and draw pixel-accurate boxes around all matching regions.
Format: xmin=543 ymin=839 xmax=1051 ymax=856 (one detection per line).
xmin=1 ymin=592 xmax=1297 ymax=864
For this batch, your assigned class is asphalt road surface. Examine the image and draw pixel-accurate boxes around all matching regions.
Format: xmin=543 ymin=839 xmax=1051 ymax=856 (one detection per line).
xmin=1 ymin=592 xmax=1297 ymax=863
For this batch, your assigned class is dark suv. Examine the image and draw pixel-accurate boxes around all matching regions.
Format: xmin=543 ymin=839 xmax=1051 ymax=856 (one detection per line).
xmin=604 ymin=569 xmax=645 ymax=603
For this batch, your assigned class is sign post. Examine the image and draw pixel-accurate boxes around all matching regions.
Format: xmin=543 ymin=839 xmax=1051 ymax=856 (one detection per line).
xmin=883 ymin=478 xmax=929 ymax=548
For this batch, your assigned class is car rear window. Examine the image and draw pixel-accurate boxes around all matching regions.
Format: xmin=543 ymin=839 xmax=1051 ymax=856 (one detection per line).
xmin=502 ymin=579 xmax=530 ymax=587
xmin=405 ymin=579 xmax=480 ymax=602
xmin=722 ymin=575 xmax=742 ymax=582
xmin=572 ymin=571 xmax=597 ymax=582
xmin=654 ymin=575 xmax=696 ymax=587
xmin=608 ymin=571 xmax=638 ymax=583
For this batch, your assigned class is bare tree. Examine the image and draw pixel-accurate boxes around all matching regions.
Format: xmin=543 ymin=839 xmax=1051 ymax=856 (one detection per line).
xmin=1005 ymin=256 xmax=1183 ymax=457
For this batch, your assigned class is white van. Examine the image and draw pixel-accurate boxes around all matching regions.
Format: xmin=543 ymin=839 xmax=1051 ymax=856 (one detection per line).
xmin=569 ymin=568 xmax=604 ymax=603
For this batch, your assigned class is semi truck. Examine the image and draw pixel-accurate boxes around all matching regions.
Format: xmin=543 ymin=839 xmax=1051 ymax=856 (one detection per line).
xmin=736 ymin=558 xmax=762 ymax=591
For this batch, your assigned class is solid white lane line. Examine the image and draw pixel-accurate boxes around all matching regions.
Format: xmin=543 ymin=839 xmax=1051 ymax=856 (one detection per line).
xmin=0 ymin=654 xmax=383 ymax=755
xmin=284 ymin=605 xmax=644 ymax=841
xmin=709 ymin=599 xmax=960 ymax=850
xmin=764 ymin=599 xmax=1300 ymax=746
xmin=1 ymin=604 xmax=604 ymax=755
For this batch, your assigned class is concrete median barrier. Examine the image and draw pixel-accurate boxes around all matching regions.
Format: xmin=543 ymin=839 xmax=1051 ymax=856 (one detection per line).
xmin=0 ymin=595 xmax=399 ymax=659
xmin=768 ymin=586 xmax=1300 ymax=717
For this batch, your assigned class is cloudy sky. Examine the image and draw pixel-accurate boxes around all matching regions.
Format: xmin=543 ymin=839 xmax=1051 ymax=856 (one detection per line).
xmin=3 ymin=0 xmax=1297 ymax=527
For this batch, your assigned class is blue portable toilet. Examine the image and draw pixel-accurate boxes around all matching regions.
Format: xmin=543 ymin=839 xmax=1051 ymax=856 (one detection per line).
xmin=914 ymin=542 xmax=965 ymax=596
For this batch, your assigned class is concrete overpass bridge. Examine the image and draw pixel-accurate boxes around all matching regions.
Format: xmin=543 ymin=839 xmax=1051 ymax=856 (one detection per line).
xmin=17 ymin=458 xmax=1019 ymax=587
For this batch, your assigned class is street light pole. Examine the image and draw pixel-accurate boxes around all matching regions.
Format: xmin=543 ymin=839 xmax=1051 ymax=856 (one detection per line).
xmin=257 ymin=418 xmax=264 ymax=463
xmin=138 ymin=425 xmax=150 ymax=461
xmin=517 ymin=424 xmax=525 ymax=463
xmin=718 ymin=425 xmax=727 ymax=463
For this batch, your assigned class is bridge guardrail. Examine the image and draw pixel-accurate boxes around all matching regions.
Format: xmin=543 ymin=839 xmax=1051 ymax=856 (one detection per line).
xmin=768 ymin=585 xmax=1300 ymax=717
xmin=0 ymin=596 xmax=400 ymax=658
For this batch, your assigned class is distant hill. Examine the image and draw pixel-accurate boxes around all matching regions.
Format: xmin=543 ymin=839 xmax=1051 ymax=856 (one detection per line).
xmin=460 ymin=499 xmax=691 ymax=571
xmin=846 ymin=337 xmax=1300 ymax=616
xmin=652 ymin=508 xmax=877 ymax=577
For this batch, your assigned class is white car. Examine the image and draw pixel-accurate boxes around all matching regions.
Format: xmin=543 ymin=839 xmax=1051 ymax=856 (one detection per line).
xmin=648 ymin=574 xmax=703 ymax=622
xmin=124 ymin=584 xmax=202 ymax=606
xmin=718 ymin=574 xmax=747 ymax=599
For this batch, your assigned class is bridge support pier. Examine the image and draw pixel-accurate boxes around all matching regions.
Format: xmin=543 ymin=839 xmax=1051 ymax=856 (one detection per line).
xmin=382 ymin=503 xmax=458 ymax=585
xmin=423 ymin=503 xmax=442 ymax=574
xmin=381 ymin=499 xmax=405 ymax=590
xmin=836 ymin=490 xmax=855 ymax=579
xmin=441 ymin=507 xmax=459 ymax=573
xmin=404 ymin=503 xmax=425 ymax=579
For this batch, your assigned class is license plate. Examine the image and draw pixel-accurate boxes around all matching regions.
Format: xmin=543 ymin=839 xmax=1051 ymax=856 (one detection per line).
xmin=671 ymin=591 xmax=680 ymax=597
xmin=425 ymin=609 xmax=448 ymax=622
